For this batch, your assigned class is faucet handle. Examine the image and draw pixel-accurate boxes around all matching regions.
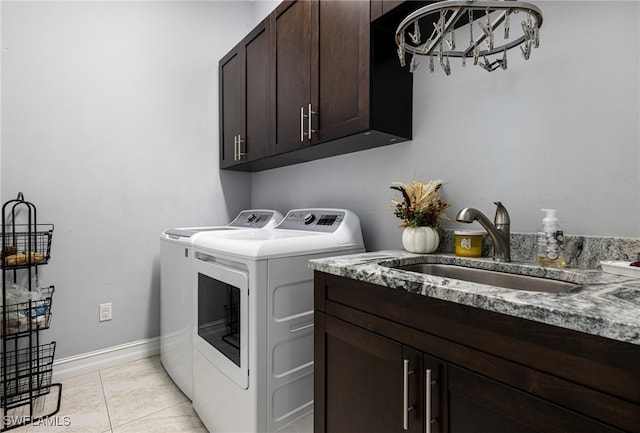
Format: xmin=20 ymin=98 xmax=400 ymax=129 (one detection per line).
xmin=493 ymin=201 xmax=510 ymax=225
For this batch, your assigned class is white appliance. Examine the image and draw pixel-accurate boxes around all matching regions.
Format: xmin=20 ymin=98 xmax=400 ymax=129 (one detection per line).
xmin=192 ymin=209 xmax=365 ymax=433
xmin=159 ymin=210 xmax=283 ymax=400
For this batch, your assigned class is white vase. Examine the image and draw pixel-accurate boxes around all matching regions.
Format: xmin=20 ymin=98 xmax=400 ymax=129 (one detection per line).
xmin=402 ymin=226 xmax=440 ymax=254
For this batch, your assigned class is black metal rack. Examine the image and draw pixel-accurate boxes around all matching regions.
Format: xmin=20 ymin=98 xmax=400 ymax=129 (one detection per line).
xmin=1 ymin=193 xmax=61 ymax=431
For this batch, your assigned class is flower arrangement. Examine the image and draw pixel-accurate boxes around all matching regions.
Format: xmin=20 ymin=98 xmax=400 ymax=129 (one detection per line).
xmin=390 ymin=179 xmax=452 ymax=228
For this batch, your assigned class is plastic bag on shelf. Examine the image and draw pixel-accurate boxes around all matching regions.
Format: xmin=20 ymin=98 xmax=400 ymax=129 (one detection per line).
xmin=1 ymin=282 xmax=40 ymax=306
xmin=1 ymin=281 xmax=51 ymax=335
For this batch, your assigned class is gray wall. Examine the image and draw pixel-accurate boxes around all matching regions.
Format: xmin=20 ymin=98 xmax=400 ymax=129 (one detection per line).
xmin=1 ymin=1 xmax=253 ymax=359
xmin=1 ymin=1 xmax=638 ymax=360
xmin=252 ymin=1 xmax=640 ymax=252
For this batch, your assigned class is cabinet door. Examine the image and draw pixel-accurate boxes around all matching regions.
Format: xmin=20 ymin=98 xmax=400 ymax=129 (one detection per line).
xmin=220 ymin=22 xmax=271 ymax=168
xmin=316 ymin=314 xmax=422 ymax=433
xmin=272 ymin=0 xmax=312 ymax=155
xmin=219 ymin=46 xmax=242 ymax=167
xmin=312 ymin=0 xmax=370 ymax=143
xmin=448 ymin=365 xmax=626 ymax=433
xmin=243 ymin=21 xmax=271 ymax=162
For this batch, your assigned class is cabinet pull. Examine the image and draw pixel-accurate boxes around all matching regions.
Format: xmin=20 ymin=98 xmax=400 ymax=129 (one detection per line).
xmin=301 ymin=104 xmax=316 ymax=141
xmin=300 ymin=106 xmax=305 ymax=142
xmin=233 ymin=135 xmax=237 ymax=160
xmin=237 ymin=135 xmax=245 ymax=160
xmin=233 ymin=135 xmax=239 ymax=161
xmin=403 ymin=359 xmax=414 ymax=431
xmin=307 ymin=103 xmax=316 ymax=139
xmin=425 ymin=368 xmax=432 ymax=433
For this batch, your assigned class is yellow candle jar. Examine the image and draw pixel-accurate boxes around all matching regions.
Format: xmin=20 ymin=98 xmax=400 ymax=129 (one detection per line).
xmin=454 ymin=230 xmax=485 ymax=257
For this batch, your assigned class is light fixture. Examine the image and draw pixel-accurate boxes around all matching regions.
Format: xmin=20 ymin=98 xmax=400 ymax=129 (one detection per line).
xmin=395 ymin=0 xmax=543 ymax=75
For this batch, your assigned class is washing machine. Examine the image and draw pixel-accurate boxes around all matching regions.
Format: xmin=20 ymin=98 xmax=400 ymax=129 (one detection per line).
xmin=191 ymin=209 xmax=365 ymax=432
xmin=159 ymin=210 xmax=283 ymax=400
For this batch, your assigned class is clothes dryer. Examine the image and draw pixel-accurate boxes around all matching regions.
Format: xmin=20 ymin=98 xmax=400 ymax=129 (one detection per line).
xmin=159 ymin=210 xmax=282 ymax=399
xmin=191 ymin=209 xmax=364 ymax=432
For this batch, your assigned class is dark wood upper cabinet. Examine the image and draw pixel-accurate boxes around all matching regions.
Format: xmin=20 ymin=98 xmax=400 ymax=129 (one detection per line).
xmin=271 ymin=0 xmax=313 ymax=155
xmin=313 ymin=0 xmax=370 ymax=144
xmin=221 ymin=0 xmax=419 ymax=172
xmin=271 ymin=0 xmax=372 ymax=155
xmin=219 ymin=48 xmax=241 ymax=167
xmin=219 ymin=20 xmax=271 ymax=168
xmin=370 ymin=0 xmax=411 ymax=21
xmin=244 ymin=23 xmax=271 ymax=162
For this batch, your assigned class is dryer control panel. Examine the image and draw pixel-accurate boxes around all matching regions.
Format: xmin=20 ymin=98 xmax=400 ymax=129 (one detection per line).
xmin=228 ymin=210 xmax=282 ymax=228
xmin=278 ymin=210 xmax=346 ymax=233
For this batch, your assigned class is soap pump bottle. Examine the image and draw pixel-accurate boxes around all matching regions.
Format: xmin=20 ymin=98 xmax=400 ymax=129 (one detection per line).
xmin=536 ymin=209 xmax=566 ymax=268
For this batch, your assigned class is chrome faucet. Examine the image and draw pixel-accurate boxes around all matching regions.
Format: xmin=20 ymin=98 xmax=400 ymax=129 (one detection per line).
xmin=456 ymin=201 xmax=511 ymax=262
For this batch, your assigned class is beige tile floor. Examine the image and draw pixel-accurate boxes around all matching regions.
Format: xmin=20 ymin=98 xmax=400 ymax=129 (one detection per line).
xmin=5 ymin=356 xmax=208 ymax=433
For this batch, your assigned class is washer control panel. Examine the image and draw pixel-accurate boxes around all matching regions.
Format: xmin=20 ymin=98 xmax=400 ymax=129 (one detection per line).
xmin=278 ymin=210 xmax=346 ymax=233
xmin=228 ymin=210 xmax=281 ymax=228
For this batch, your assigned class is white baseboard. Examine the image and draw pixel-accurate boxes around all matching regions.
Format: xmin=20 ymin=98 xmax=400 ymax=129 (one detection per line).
xmin=52 ymin=337 xmax=160 ymax=382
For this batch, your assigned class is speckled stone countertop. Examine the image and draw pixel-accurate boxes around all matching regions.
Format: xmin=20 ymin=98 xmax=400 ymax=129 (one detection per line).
xmin=309 ymin=250 xmax=640 ymax=345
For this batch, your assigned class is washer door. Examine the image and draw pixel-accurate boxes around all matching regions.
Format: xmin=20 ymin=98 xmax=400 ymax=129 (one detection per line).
xmin=194 ymin=254 xmax=249 ymax=389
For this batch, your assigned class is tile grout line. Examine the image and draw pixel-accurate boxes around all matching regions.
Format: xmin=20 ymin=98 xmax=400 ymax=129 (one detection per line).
xmin=104 ymin=400 xmax=193 ymax=432
xmin=98 ymin=369 xmax=114 ymax=433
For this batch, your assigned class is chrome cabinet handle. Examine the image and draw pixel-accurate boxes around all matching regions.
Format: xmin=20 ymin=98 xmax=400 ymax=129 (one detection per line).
xmin=233 ymin=134 xmax=245 ymax=161
xmin=307 ymin=103 xmax=316 ymax=139
xmin=301 ymin=104 xmax=316 ymax=141
xmin=403 ymin=359 xmax=414 ymax=430
xmin=300 ymin=106 xmax=305 ymax=142
xmin=233 ymin=135 xmax=238 ymax=161
xmin=237 ymin=135 xmax=245 ymax=160
xmin=425 ymin=368 xmax=432 ymax=433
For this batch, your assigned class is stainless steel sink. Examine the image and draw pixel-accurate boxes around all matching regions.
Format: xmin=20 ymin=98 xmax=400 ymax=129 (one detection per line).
xmin=396 ymin=263 xmax=577 ymax=293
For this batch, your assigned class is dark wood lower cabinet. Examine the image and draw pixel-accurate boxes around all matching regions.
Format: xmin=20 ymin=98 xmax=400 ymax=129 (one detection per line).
xmin=314 ymin=272 xmax=639 ymax=433
xmin=322 ymin=316 xmax=422 ymax=433
xmin=449 ymin=366 xmax=625 ymax=433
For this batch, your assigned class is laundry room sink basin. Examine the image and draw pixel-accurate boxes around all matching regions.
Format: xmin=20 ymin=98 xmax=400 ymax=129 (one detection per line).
xmin=395 ymin=263 xmax=577 ymax=293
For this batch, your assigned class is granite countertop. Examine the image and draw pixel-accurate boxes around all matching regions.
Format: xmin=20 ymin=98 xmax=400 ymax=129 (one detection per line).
xmin=309 ymin=250 xmax=640 ymax=346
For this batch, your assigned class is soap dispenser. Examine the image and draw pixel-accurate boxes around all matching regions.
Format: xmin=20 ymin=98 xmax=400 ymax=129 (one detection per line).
xmin=536 ymin=209 xmax=566 ymax=268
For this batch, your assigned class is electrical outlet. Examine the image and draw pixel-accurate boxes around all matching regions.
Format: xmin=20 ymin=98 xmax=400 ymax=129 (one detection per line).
xmin=99 ymin=303 xmax=112 ymax=322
